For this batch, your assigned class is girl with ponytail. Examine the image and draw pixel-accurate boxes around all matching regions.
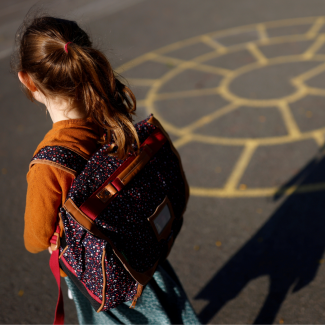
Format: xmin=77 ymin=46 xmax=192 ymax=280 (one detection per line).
xmin=14 ymin=16 xmax=199 ymax=324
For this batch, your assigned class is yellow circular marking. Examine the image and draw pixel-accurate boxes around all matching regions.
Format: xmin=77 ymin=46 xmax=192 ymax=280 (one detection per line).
xmin=119 ymin=17 xmax=325 ymax=197
xmin=217 ymin=58 xmax=312 ymax=107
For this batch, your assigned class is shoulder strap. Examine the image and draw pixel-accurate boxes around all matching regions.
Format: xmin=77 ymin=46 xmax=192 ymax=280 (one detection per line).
xmin=30 ymin=146 xmax=88 ymax=176
xmin=30 ymin=146 xmax=87 ymax=325
xmin=65 ymin=128 xmax=167 ymax=221
xmin=147 ymin=115 xmax=189 ymax=210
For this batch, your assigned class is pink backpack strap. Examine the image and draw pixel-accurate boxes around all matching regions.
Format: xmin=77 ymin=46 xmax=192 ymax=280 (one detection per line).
xmin=49 ymin=225 xmax=64 ymax=324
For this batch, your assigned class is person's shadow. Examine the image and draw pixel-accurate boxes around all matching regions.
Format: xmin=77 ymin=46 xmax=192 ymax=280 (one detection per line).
xmin=195 ymin=145 xmax=325 ymax=324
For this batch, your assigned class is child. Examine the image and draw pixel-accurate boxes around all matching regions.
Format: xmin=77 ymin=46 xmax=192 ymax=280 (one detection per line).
xmin=14 ymin=15 xmax=199 ymax=324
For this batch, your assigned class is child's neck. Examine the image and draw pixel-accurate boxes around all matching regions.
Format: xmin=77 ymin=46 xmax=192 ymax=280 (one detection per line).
xmin=44 ymin=97 xmax=87 ymax=123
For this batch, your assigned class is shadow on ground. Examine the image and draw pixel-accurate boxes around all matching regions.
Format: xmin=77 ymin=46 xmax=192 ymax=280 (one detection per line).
xmin=195 ymin=145 xmax=325 ymax=324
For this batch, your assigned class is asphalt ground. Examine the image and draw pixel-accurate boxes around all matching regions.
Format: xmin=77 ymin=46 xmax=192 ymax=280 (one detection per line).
xmin=2 ymin=0 xmax=325 ymax=324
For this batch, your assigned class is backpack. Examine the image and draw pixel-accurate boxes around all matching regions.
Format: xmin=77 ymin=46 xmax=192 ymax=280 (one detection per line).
xmin=30 ymin=115 xmax=189 ymax=324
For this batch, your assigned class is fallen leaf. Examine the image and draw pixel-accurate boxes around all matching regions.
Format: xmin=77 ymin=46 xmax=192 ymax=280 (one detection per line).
xmin=319 ymin=259 xmax=324 ymax=264
xmin=194 ymin=245 xmax=200 ymax=251
xmin=279 ymin=319 xmax=284 ymax=324
xmin=239 ymin=184 xmax=247 ymax=190
xmin=18 ymin=290 xmax=24 ymax=297
xmin=215 ymin=241 xmax=222 ymax=247
xmin=1 ymin=168 xmax=7 ymax=175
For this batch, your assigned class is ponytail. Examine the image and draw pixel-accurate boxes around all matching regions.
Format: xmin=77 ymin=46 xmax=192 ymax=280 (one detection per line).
xmin=12 ymin=16 xmax=139 ymax=159
xmin=66 ymin=43 xmax=140 ymax=159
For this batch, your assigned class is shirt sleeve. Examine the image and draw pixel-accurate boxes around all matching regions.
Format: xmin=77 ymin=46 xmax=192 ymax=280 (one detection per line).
xmin=24 ymin=163 xmax=75 ymax=253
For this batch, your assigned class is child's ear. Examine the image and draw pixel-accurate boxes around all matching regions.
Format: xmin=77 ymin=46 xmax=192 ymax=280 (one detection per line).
xmin=18 ymin=71 xmax=37 ymax=92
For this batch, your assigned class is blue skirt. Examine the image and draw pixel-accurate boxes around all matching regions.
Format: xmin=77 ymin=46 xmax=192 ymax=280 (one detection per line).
xmin=64 ymin=260 xmax=200 ymax=324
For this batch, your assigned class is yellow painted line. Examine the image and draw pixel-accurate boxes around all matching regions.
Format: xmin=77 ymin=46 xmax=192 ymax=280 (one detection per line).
xmin=142 ymin=57 xmax=325 ymax=144
xmin=154 ymin=37 xmax=202 ymax=56
xmin=191 ymin=63 xmax=233 ymax=76
xmin=207 ymin=17 xmax=318 ymax=42
xmin=144 ymin=60 xmax=212 ymax=104
xmin=127 ymin=78 xmax=157 ymax=86
xmin=150 ymin=54 xmax=232 ymax=76
xmin=305 ymin=17 xmax=325 ymax=38
xmin=116 ymin=16 xmax=324 ymax=74
xmin=180 ymin=102 xmax=240 ymax=134
xmin=216 ymin=55 xmax=314 ymax=108
xmin=147 ymin=102 xmax=183 ymax=136
xmin=116 ymin=16 xmax=325 ymax=200
xmin=190 ymin=50 xmax=226 ymax=64
xmin=154 ymin=88 xmax=219 ymax=101
xmin=144 ymin=64 xmax=187 ymax=136
xmin=173 ymin=134 xmax=193 ymax=149
xmin=224 ymin=142 xmax=258 ymax=191
xmin=303 ymin=34 xmax=325 ymax=59
xmin=116 ymin=52 xmax=158 ymax=73
xmin=149 ymin=53 xmax=222 ymax=74
xmin=190 ymin=182 xmax=325 ymax=197
xmin=312 ymin=132 xmax=325 ymax=147
xmin=257 ymin=34 xmax=311 ymax=47
xmin=246 ymin=43 xmax=268 ymax=65
xmin=136 ymin=99 xmax=148 ymax=107
xmin=190 ymin=186 xmax=275 ymax=197
xmin=312 ymin=53 xmax=325 ymax=61
xmin=256 ymin=24 xmax=269 ymax=42
xmin=190 ymin=134 xmax=248 ymax=146
xmin=262 ymin=54 xmax=309 ymax=64
xmin=259 ymin=16 xmax=319 ymax=29
xmin=200 ymin=35 xmax=228 ymax=52
xmin=117 ymin=19 xmax=324 ymax=76
xmin=149 ymin=54 xmax=185 ymax=66
xmin=291 ymin=62 xmax=325 ymax=83
xmin=187 ymin=126 xmax=325 ymax=146
xmin=144 ymin=111 xmax=183 ymax=137
xmin=277 ymin=102 xmax=301 ymax=137
xmin=306 ymin=87 xmax=325 ymax=96
xmin=213 ymin=34 xmax=311 ymax=57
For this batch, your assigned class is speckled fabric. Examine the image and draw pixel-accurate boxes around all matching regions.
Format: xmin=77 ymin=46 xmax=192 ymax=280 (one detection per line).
xmin=31 ymin=146 xmax=87 ymax=174
xmin=32 ymin=116 xmax=187 ymax=312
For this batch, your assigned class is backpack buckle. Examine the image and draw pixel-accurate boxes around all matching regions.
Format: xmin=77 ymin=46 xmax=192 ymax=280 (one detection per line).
xmin=97 ymin=182 xmax=118 ymax=203
xmin=50 ymin=232 xmax=60 ymax=251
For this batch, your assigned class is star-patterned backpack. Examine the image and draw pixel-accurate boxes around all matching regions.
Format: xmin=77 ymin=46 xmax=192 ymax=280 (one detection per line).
xmin=30 ymin=115 xmax=189 ymax=324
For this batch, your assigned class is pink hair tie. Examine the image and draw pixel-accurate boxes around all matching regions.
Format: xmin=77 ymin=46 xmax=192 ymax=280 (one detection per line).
xmin=64 ymin=42 xmax=72 ymax=53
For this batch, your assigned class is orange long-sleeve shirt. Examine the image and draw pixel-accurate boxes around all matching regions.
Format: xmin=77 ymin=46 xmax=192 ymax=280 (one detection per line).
xmin=24 ymin=118 xmax=104 ymax=254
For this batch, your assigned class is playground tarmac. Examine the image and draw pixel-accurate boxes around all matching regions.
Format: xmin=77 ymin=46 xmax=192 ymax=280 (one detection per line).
xmin=2 ymin=0 xmax=325 ymax=323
